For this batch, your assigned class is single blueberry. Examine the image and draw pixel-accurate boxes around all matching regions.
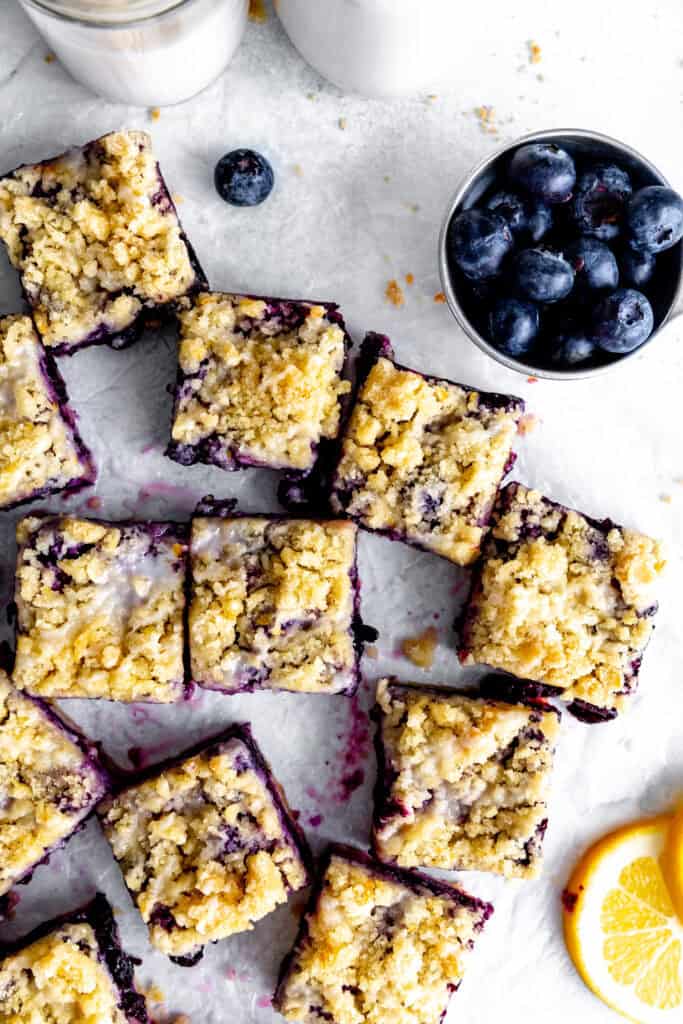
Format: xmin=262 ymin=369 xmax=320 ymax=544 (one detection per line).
xmin=550 ymin=332 xmax=596 ymax=367
xmin=571 ymin=163 xmax=632 ymax=240
xmin=488 ymin=297 xmax=540 ymax=358
xmin=620 ymin=247 xmax=656 ymax=287
xmin=513 ymin=248 xmax=575 ymax=303
xmin=485 ymin=190 xmax=553 ymax=242
xmin=591 ymin=288 xmax=654 ymax=353
xmin=447 ymin=209 xmax=514 ymax=280
xmin=626 ymin=186 xmax=683 ymax=253
xmin=565 ymin=238 xmax=619 ymax=293
xmin=508 ymin=143 xmax=576 ymax=203
xmin=214 ymin=149 xmax=274 ymax=207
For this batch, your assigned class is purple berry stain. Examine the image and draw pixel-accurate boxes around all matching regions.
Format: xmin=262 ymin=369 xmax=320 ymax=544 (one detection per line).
xmin=333 ymin=693 xmax=371 ymax=803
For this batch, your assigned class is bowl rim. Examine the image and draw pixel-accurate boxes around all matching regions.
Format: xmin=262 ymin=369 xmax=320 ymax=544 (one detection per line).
xmin=438 ymin=127 xmax=683 ymax=381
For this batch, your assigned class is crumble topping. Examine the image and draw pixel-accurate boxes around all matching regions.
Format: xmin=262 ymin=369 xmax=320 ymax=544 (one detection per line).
xmin=0 ymin=315 xmax=90 ymax=506
xmin=189 ymin=517 xmax=358 ymax=694
xmin=170 ymin=293 xmax=350 ymax=470
xmin=0 ymin=923 xmax=128 ymax=1024
xmin=331 ymin=355 xmax=523 ymax=565
xmin=99 ymin=734 xmax=308 ymax=958
xmin=13 ymin=516 xmax=186 ymax=701
xmin=0 ymin=130 xmax=197 ymax=351
xmin=0 ymin=671 xmax=106 ymax=897
xmin=461 ymin=484 xmax=665 ymax=713
xmin=275 ymin=850 xmax=485 ymax=1024
xmin=373 ymin=680 xmax=558 ymax=878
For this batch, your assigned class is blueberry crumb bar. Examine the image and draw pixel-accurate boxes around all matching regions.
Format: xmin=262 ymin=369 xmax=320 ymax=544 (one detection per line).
xmin=166 ymin=292 xmax=351 ymax=474
xmin=13 ymin=516 xmax=188 ymax=702
xmin=330 ymin=333 xmax=524 ymax=566
xmin=0 ymin=315 xmax=95 ymax=509
xmin=0 ymin=893 xmax=149 ymax=1023
xmin=459 ymin=482 xmax=665 ymax=720
xmin=371 ymin=678 xmax=559 ymax=878
xmin=274 ymin=843 xmax=492 ymax=1024
xmin=0 ymin=130 xmax=204 ymax=355
xmin=98 ymin=723 xmax=311 ymax=964
xmin=189 ymin=514 xmax=363 ymax=694
xmin=0 ymin=670 xmax=108 ymax=903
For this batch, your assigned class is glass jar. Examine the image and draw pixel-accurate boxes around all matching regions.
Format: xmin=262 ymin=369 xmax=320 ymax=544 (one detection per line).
xmin=18 ymin=0 xmax=248 ymax=106
xmin=276 ymin=0 xmax=461 ymax=98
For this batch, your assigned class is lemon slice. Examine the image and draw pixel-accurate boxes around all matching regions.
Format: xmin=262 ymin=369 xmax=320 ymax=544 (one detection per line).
xmin=661 ymin=804 xmax=683 ymax=924
xmin=563 ymin=815 xmax=683 ymax=1023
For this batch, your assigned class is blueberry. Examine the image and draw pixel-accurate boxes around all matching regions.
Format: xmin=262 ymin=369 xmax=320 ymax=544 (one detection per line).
xmin=485 ymin=190 xmax=553 ymax=242
xmin=550 ymin=332 xmax=596 ymax=367
xmin=591 ymin=288 xmax=654 ymax=353
xmin=565 ymin=238 xmax=619 ymax=293
xmin=214 ymin=149 xmax=274 ymax=207
xmin=513 ymin=248 xmax=575 ymax=303
xmin=571 ymin=163 xmax=632 ymax=240
xmin=447 ymin=209 xmax=514 ymax=280
xmin=508 ymin=143 xmax=576 ymax=203
xmin=626 ymin=186 xmax=683 ymax=253
xmin=620 ymin=247 xmax=656 ymax=287
xmin=488 ymin=298 xmax=540 ymax=358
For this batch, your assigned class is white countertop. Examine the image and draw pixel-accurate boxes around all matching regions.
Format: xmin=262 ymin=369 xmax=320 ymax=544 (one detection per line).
xmin=1 ymin=2 xmax=682 ymax=1023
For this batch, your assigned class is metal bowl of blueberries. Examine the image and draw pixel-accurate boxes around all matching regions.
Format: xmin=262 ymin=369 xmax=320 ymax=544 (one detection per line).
xmin=438 ymin=129 xmax=683 ymax=379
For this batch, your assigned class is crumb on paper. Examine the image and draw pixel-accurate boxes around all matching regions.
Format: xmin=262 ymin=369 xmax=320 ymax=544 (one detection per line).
xmin=85 ymin=496 xmax=102 ymax=510
xmin=365 ymin=644 xmax=378 ymax=660
xmin=527 ymin=375 xmax=539 ymax=383
xmin=293 ymin=163 xmax=304 ymax=177
xmin=528 ymin=40 xmax=543 ymax=64
xmin=427 ymin=94 xmax=438 ymax=103
xmin=338 ymin=117 xmax=348 ymax=130
xmin=474 ymin=105 xmax=498 ymax=135
xmin=249 ymin=0 xmax=268 ymax=22
xmin=674 ymin=477 xmax=683 ymax=486
xmin=44 ymin=52 xmax=55 ymax=64
xmin=306 ymin=92 xmax=317 ymax=101
xmin=172 ymin=193 xmax=184 ymax=205
xmin=433 ymin=292 xmax=446 ymax=304
xmin=404 ymin=201 xmax=420 ymax=213
xmin=385 ymin=279 xmax=405 ymax=308
xmin=405 ymin=273 xmax=415 ymax=286
xmin=401 ymin=626 xmax=438 ymax=669
xmin=517 ymin=413 xmax=538 ymax=435
xmin=142 ymin=985 xmax=165 ymax=1005
xmin=149 ymin=107 xmax=161 ymax=121
xmin=660 ymin=494 xmax=673 ymax=504
xmin=383 ymin=174 xmax=391 ymax=183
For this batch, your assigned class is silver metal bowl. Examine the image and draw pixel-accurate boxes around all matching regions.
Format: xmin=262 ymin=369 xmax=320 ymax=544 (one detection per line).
xmin=438 ymin=128 xmax=683 ymax=380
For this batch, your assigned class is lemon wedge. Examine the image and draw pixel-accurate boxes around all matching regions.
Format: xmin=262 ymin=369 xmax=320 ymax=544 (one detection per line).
xmin=563 ymin=814 xmax=683 ymax=1023
xmin=661 ymin=803 xmax=683 ymax=925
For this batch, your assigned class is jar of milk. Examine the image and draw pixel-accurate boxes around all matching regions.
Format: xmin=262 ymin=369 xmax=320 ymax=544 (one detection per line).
xmin=18 ymin=0 xmax=248 ymax=106
xmin=276 ymin=0 xmax=460 ymax=98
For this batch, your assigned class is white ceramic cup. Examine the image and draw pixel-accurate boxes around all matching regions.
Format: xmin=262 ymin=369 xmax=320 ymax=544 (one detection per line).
xmin=276 ymin=0 xmax=459 ymax=98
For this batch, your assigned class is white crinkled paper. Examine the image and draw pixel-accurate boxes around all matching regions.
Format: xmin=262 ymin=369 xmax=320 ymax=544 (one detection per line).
xmin=0 ymin=2 xmax=682 ymax=1021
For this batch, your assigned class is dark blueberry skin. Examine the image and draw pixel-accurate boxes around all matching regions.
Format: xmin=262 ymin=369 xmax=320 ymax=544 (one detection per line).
xmin=626 ymin=186 xmax=683 ymax=253
xmin=591 ymin=288 xmax=654 ymax=353
xmin=488 ymin=298 xmax=539 ymax=358
xmin=447 ymin=209 xmax=514 ymax=280
xmin=508 ymin=143 xmax=576 ymax=203
xmin=214 ymin=149 xmax=274 ymax=207
xmin=571 ymin=163 xmax=632 ymax=240
xmin=550 ymin=332 xmax=596 ymax=367
xmin=485 ymin=190 xmax=553 ymax=242
xmin=513 ymin=248 xmax=575 ymax=303
xmin=565 ymin=238 xmax=619 ymax=293
xmin=620 ymin=247 xmax=656 ymax=287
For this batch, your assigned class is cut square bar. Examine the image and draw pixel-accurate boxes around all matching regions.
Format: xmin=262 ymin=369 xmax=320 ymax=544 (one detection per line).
xmin=167 ymin=292 xmax=351 ymax=473
xmin=98 ymin=723 xmax=311 ymax=964
xmin=0 ymin=670 xmax=108 ymax=903
xmin=0 ymin=893 xmax=149 ymax=1022
xmin=274 ymin=843 xmax=492 ymax=1024
xmin=13 ymin=516 xmax=188 ymax=702
xmin=0 ymin=130 xmax=204 ymax=354
xmin=459 ymin=482 xmax=665 ymax=720
xmin=189 ymin=515 xmax=361 ymax=694
xmin=372 ymin=678 xmax=559 ymax=878
xmin=330 ymin=334 xmax=524 ymax=566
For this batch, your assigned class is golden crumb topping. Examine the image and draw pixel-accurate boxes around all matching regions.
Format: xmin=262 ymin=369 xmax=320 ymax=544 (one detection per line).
xmin=13 ymin=516 xmax=186 ymax=701
xmin=0 ymin=131 xmax=197 ymax=349
xmin=0 ymin=923 xmax=127 ymax=1024
xmin=373 ymin=680 xmax=558 ymax=878
xmin=0 ymin=672 xmax=105 ymax=897
xmin=171 ymin=294 xmax=350 ymax=470
xmin=276 ymin=853 xmax=482 ymax=1024
xmin=331 ymin=357 xmax=522 ymax=565
xmin=0 ymin=316 xmax=86 ymax=505
xmin=99 ymin=736 xmax=307 ymax=958
xmin=189 ymin=517 xmax=358 ymax=694
xmin=462 ymin=485 xmax=665 ymax=713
